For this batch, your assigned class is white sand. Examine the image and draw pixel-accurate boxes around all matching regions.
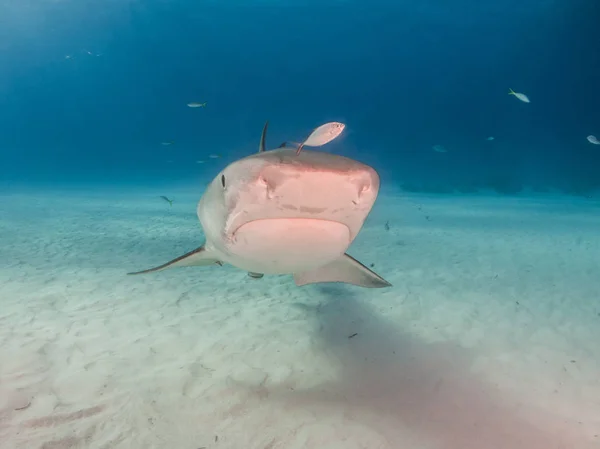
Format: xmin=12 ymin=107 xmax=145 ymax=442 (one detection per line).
xmin=0 ymin=186 xmax=599 ymax=449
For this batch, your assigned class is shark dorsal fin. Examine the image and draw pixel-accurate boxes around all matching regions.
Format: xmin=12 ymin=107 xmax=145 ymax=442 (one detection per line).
xmin=259 ymin=121 xmax=268 ymax=152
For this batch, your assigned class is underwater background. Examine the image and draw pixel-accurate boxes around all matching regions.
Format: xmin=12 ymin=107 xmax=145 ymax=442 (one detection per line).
xmin=1 ymin=0 xmax=599 ymax=193
xmin=2 ymin=2 xmax=600 ymax=448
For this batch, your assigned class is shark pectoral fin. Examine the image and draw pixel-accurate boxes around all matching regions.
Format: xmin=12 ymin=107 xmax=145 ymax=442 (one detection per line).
xmin=293 ymin=254 xmax=392 ymax=288
xmin=127 ymin=246 xmax=222 ymax=275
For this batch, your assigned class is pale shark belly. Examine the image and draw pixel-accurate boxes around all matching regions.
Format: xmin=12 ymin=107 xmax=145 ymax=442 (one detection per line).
xmin=225 ymin=218 xmax=351 ymax=274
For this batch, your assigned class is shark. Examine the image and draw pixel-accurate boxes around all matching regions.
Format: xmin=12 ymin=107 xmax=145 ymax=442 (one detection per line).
xmin=128 ymin=122 xmax=391 ymax=288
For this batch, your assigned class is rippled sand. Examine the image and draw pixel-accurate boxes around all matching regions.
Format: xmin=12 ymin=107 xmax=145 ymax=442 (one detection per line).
xmin=1 ymin=186 xmax=598 ymax=449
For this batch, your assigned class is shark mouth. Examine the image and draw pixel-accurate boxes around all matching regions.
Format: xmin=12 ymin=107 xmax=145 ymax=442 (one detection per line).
xmin=226 ymin=218 xmax=352 ymax=274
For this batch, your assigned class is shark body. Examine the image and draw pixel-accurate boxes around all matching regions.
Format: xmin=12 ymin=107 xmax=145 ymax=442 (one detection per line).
xmin=128 ymin=122 xmax=391 ymax=288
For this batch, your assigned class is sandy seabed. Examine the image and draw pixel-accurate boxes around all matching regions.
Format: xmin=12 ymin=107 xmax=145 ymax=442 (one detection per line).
xmin=0 ymin=185 xmax=599 ymax=449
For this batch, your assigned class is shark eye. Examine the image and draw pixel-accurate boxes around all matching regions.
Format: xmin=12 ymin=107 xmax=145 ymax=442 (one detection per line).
xmin=221 ymin=174 xmax=226 ymax=188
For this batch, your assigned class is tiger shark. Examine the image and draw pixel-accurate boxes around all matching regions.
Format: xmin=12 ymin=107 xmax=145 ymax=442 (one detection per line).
xmin=128 ymin=122 xmax=391 ymax=288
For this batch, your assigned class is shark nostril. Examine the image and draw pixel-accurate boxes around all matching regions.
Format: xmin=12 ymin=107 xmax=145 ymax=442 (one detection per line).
xmin=259 ymin=176 xmax=276 ymax=198
xmin=260 ymin=176 xmax=274 ymax=188
xmin=353 ymin=183 xmax=371 ymax=205
xmin=358 ymin=183 xmax=370 ymax=197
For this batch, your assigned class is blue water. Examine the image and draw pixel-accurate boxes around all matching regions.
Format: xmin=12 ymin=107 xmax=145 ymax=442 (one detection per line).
xmin=2 ymin=4 xmax=600 ymax=447
xmin=1 ymin=1 xmax=599 ymax=193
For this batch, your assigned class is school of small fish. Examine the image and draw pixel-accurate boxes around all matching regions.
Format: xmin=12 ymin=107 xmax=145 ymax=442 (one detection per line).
xmin=431 ymin=88 xmax=597 ymax=154
xmin=58 ymin=46 xmax=595 ymax=157
xmin=153 ymin=81 xmax=595 ymax=160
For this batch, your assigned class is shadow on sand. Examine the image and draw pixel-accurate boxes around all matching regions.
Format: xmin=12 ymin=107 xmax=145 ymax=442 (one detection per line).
xmin=250 ymin=286 xmax=590 ymax=449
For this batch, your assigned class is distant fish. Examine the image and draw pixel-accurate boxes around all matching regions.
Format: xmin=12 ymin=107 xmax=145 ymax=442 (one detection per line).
xmin=486 ymin=136 xmax=495 ymax=141
xmin=161 ymin=141 xmax=175 ymax=146
xmin=208 ymin=154 xmax=220 ymax=159
xmin=159 ymin=196 xmax=173 ymax=206
xmin=196 ymin=160 xmax=205 ymax=164
xmin=587 ymin=135 xmax=600 ymax=145
xmin=508 ymin=88 xmax=530 ymax=103
xmin=187 ymin=102 xmax=207 ymax=108
xmin=432 ymin=144 xmax=447 ymax=153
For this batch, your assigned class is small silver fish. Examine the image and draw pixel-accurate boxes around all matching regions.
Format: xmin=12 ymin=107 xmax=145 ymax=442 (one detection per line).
xmin=508 ymin=88 xmax=530 ymax=103
xmin=161 ymin=141 xmax=174 ymax=146
xmin=432 ymin=144 xmax=447 ymax=153
xmin=486 ymin=136 xmax=495 ymax=141
xmin=294 ymin=122 xmax=345 ymax=155
xmin=187 ymin=102 xmax=207 ymax=108
xmin=159 ymin=196 xmax=173 ymax=206
xmin=587 ymin=135 xmax=600 ymax=145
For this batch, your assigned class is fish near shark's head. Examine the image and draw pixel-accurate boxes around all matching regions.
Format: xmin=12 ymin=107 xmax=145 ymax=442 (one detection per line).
xmin=197 ymin=148 xmax=380 ymax=274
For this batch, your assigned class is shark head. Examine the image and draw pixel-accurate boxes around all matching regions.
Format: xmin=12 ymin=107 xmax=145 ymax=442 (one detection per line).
xmin=198 ymin=148 xmax=380 ymax=274
xmin=128 ymin=122 xmax=391 ymax=288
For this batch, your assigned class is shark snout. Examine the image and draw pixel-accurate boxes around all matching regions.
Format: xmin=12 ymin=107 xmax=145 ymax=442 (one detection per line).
xmin=253 ymin=167 xmax=377 ymax=216
xmin=259 ymin=165 xmax=376 ymax=198
xmin=218 ymin=149 xmax=382 ymax=249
